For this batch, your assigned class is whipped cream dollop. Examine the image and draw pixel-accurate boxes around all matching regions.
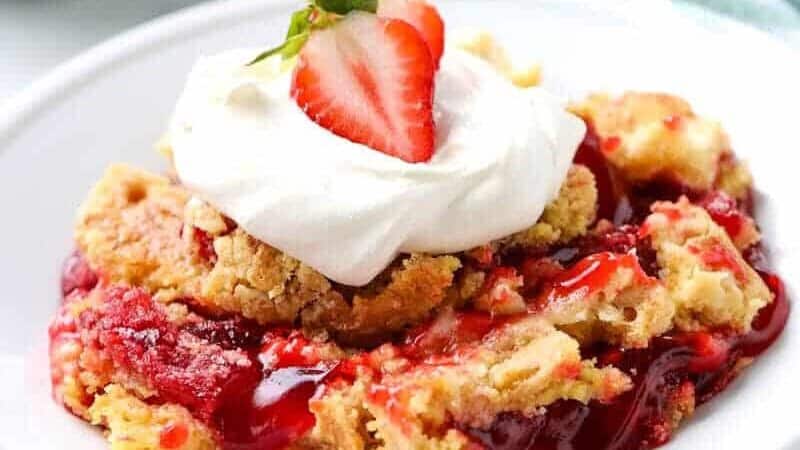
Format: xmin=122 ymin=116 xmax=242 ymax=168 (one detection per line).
xmin=169 ymin=46 xmax=586 ymax=286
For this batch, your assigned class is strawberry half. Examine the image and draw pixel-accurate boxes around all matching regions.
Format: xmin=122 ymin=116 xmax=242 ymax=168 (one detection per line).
xmin=378 ymin=0 xmax=445 ymax=67
xmin=291 ymin=12 xmax=436 ymax=163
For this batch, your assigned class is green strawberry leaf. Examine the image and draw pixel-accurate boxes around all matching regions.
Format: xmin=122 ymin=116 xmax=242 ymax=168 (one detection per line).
xmin=247 ymin=31 xmax=310 ymax=65
xmin=314 ymin=0 xmax=378 ymax=14
xmin=248 ymin=7 xmax=313 ymax=65
xmin=248 ymin=0 xmax=378 ymax=67
xmin=286 ymin=7 xmax=314 ymax=38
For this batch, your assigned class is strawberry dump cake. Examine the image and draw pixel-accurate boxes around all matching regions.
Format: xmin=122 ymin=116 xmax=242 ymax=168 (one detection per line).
xmin=49 ymin=1 xmax=789 ymax=450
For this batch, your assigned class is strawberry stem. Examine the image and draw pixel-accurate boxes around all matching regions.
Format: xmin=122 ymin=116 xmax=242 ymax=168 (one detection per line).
xmin=286 ymin=8 xmax=314 ymax=38
xmin=248 ymin=7 xmax=315 ymax=65
xmin=248 ymin=0 xmax=380 ymax=66
xmin=248 ymin=32 xmax=311 ymax=65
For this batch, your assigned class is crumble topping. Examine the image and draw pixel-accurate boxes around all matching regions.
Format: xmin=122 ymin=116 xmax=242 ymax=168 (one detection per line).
xmin=89 ymin=385 xmax=217 ymax=450
xmin=54 ymin=286 xmax=630 ymax=450
xmin=503 ymin=164 xmax=598 ymax=250
xmin=310 ymin=315 xmax=629 ymax=450
xmin=54 ymin=88 xmax=787 ymax=450
xmin=75 ymin=164 xmax=594 ymax=345
xmin=572 ymin=92 xmax=729 ymax=191
xmin=538 ymin=252 xmax=674 ymax=349
xmin=642 ymin=197 xmax=772 ymax=331
xmin=452 ymin=30 xmax=542 ymax=88
xmin=715 ymin=155 xmax=754 ymax=201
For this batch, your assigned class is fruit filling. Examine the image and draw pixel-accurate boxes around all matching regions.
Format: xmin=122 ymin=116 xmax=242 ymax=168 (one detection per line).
xmin=461 ymin=270 xmax=789 ymax=450
xmin=53 ymin=223 xmax=787 ymax=450
xmin=48 ymin=2 xmax=788 ymax=449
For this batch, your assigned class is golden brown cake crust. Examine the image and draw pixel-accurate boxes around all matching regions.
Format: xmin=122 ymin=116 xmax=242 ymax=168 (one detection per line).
xmin=57 ymin=85 xmax=783 ymax=450
xmin=642 ymin=197 xmax=773 ymax=332
xmin=572 ymin=92 xmax=730 ymax=191
xmin=503 ymin=164 xmax=598 ymax=250
xmin=75 ymin=163 xmax=597 ymax=345
xmin=310 ymin=314 xmax=631 ymax=450
xmin=75 ymin=166 xmax=465 ymax=344
xmin=57 ymin=285 xmax=630 ymax=450
xmin=89 ymin=385 xmax=217 ymax=450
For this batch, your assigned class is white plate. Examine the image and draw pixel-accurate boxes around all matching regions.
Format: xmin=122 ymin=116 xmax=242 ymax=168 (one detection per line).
xmin=1 ymin=1 xmax=799 ymax=449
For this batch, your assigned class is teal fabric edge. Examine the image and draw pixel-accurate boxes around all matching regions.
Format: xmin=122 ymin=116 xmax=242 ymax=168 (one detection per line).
xmin=676 ymin=0 xmax=800 ymax=47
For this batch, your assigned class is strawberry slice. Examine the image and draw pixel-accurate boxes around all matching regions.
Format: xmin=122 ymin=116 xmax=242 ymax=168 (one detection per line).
xmin=378 ymin=0 xmax=445 ymax=67
xmin=291 ymin=12 xmax=436 ymax=163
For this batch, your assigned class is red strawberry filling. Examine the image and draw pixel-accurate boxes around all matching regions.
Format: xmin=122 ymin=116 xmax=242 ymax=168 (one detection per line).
xmin=216 ymin=360 xmax=338 ymax=450
xmin=82 ymin=287 xmax=262 ymax=421
xmin=451 ymin=127 xmax=788 ymax=449
xmin=698 ymin=191 xmax=749 ymax=240
xmin=689 ymin=241 xmax=746 ymax=282
xmin=573 ymin=126 xmax=619 ymax=220
xmin=399 ymin=309 xmax=498 ymax=361
xmin=50 ymin=121 xmax=788 ymax=449
xmin=159 ymin=423 xmax=190 ymax=449
xmin=50 ymin=16 xmax=788 ymax=447
xmin=462 ymin=271 xmax=789 ymax=450
xmin=53 ymin=230 xmax=788 ymax=450
xmin=61 ymin=251 xmax=99 ymax=297
xmin=535 ymin=251 xmax=654 ymax=310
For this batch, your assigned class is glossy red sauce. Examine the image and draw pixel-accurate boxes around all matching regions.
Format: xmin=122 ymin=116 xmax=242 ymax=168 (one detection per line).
xmin=399 ymin=309 xmax=497 ymax=361
xmin=457 ymin=128 xmax=789 ymax=450
xmin=573 ymin=126 xmax=618 ymax=220
xmin=216 ymin=361 xmax=337 ymax=450
xmin=159 ymin=423 xmax=190 ymax=449
xmin=53 ymin=277 xmax=338 ymax=450
xmin=535 ymin=252 xmax=651 ymax=310
xmin=52 ymin=128 xmax=785 ymax=450
xmin=698 ymin=191 xmax=746 ymax=239
xmin=688 ymin=241 xmax=745 ymax=282
xmin=214 ymin=329 xmax=340 ymax=448
xmin=542 ymin=225 xmax=659 ymax=279
xmin=601 ymin=136 xmax=622 ymax=154
xmin=52 ymin=249 xmax=351 ymax=450
xmin=462 ymin=268 xmax=789 ymax=450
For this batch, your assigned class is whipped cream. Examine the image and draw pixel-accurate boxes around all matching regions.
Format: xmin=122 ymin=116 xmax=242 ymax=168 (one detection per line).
xmin=169 ymin=46 xmax=586 ymax=286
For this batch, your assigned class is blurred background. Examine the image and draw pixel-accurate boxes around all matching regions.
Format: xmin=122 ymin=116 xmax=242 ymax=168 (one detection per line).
xmin=1 ymin=0 xmax=799 ymax=102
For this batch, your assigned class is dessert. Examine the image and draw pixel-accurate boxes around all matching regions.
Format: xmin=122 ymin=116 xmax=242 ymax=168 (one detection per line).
xmin=49 ymin=1 xmax=789 ymax=450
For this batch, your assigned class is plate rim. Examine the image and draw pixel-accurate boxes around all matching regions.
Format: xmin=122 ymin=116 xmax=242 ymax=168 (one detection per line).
xmin=2 ymin=0 xmax=800 ymax=149
xmin=0 ymin=0 xmax=292 ymax=147
xmin=1 ymin=1 xmax=799 ymax=449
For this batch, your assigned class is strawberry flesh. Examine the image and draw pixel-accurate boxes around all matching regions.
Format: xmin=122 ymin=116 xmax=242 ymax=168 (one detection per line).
xmin=378 ymin=0 xmax=445 ymax=67
xmin=291 ymin=12 xmax=436 ymax=163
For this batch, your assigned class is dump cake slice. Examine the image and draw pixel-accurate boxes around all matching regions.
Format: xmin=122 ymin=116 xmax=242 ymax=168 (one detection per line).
xmin=51 ymin=123 xmax=788 ymax=449
xmin=49 ymin=1 xmax=788 ymax=449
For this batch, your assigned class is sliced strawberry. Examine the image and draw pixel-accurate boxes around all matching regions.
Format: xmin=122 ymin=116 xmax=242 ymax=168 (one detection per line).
xmin=292 ymin=12 xmax=436 ymax=163
xmin=378 ymin=0 xmax=445 ymax=67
